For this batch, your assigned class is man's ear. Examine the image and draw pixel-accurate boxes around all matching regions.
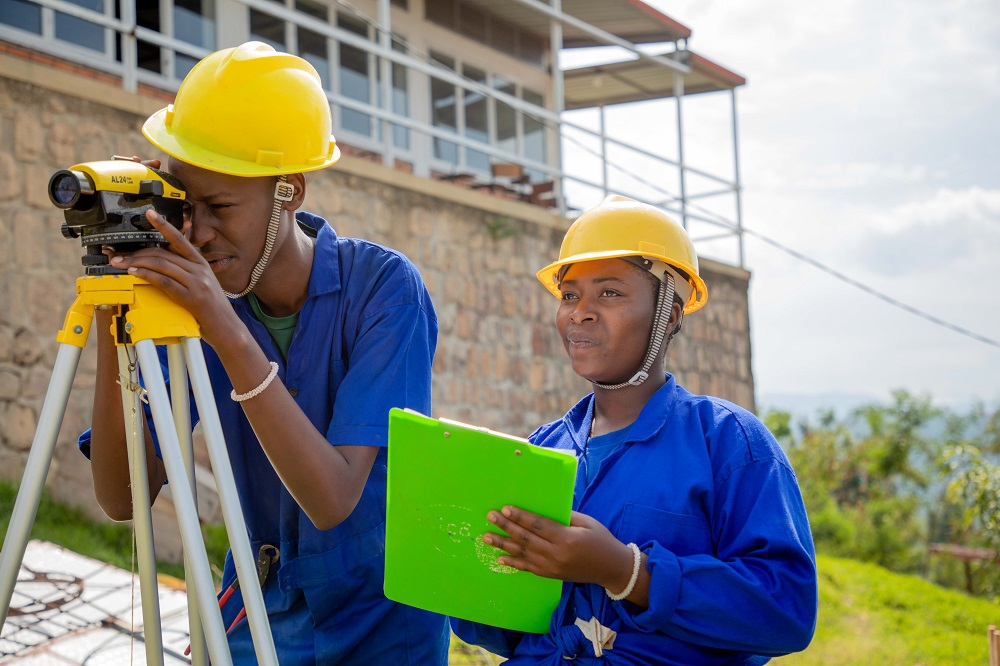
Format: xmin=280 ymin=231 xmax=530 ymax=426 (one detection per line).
xmin=284 ymin=173 xmax=307 ymax=211
xmin=669 ymin=300 xmax=684 ymax=335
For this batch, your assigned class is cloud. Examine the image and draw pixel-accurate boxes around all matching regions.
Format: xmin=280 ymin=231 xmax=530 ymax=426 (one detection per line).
xmin=853 ymin=187 xmax=1000 ymax=276
xmin=753 ymin=161 xmax=945 ymax=193
xmin=621 ymin=0 xmax=1000 ymax=405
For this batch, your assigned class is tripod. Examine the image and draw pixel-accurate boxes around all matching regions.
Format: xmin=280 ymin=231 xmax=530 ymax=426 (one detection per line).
xmin=0 ymin=275 xmax=278 ymax=666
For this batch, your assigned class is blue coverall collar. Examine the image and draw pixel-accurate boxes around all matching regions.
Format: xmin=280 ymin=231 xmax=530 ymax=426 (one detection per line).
xmin=563 ymin=373 xmax=680 ymax=451
xmin=295 ymin=211 xmax=343 ymax=298
xmin=228 ymin=212 xmax=341 ymax=319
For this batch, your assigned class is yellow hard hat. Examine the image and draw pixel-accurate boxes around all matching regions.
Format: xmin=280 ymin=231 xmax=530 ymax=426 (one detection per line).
xmin=536 ymin=195 xmax=708 ymax=314
xmin=143 ymin=42 xmax=340 ymax=177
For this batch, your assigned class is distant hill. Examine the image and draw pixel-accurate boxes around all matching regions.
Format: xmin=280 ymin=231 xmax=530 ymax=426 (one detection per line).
xmin=758 ymin=391 xmax=993 ymax=424
xmin=757 ymin=391 xmax=882 ymax=421
xmin=758 ymin=391 xmax=995 ymax=443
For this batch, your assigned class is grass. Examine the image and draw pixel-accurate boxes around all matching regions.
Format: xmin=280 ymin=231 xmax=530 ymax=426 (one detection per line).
xmin=0 ymin=481 xmax=230 ymax=582
xmin=0 ymin=481 xmax=499 ymax=664
xmin=775 ymin=555 xmax=999 ymax=665
xmin=3 ymin=481 xmax=997 ymax=665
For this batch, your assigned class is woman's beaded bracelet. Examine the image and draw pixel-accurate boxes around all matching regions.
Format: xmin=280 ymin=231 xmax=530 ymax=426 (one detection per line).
xmin=606 ymin=542 xmax=642 ymax=601
xmin=231 ymin=362 xmax=279 ymax=403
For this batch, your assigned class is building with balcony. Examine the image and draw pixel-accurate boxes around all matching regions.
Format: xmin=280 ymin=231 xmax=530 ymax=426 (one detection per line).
xmin=0 ymin=0 xmax=754 ymax=539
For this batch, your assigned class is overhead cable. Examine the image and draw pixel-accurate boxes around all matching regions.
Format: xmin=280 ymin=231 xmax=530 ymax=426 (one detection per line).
xmin=327 ymin=3 xmax=1000 ymax=350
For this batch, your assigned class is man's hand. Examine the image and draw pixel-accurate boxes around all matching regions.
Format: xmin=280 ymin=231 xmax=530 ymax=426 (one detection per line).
xmin=119 ymin=155 xmax=161 ymax=170
xmin=109 ymin=209 xmax=241 ymax=347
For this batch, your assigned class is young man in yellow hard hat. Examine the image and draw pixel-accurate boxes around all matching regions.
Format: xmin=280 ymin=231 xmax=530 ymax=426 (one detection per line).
xmin=452 ymin=196 xmax=818 ymax=664
xmin=80 ymin=42 xmax=449 ymax=664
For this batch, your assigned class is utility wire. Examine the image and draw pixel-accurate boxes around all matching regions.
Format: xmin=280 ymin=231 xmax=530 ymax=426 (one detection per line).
xmin=329 ymin=2 xmax=1000 ymax=350
xmin=742 ymin=228 xmax=1000 ymax=349
xmin=554 ymin=123 xmax=1000 ymax=351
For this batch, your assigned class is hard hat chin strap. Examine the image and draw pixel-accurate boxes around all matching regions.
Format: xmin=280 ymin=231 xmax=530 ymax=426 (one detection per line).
xmin=223 ymin=176 xmax=295 ymax=300
xmin=590 ymin=273 xmax=675 ymax=391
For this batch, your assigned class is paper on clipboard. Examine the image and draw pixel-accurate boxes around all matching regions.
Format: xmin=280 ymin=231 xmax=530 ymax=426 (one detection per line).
xmin=384 ymin=408 xmax=577 ymax=633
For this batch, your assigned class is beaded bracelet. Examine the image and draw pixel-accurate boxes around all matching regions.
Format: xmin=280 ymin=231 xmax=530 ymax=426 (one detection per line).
xmin=606 ymin=542 xmax=642 ymax=601
xmin=231 ymin=362 xmax=279 ymax=403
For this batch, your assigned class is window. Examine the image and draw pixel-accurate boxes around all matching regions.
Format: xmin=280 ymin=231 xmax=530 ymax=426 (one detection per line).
xmin=377 ymin=38 xmax=411 ymax=150
xmin=0 ymin=0 xmax=218 ymax=80
xmin=135 ymin=3 xmax=162 ymax=74
xmin=522 ymin=88 xmax=547 ymax=174
xmin=55 ymin=0 xmax=104 ymax=53
xmin=430 ymin=52 xmax=458 ymax=163
xmin=296 ymin=0 xmax=330 ymax=88
xmin=493 ymin=76 xmax=517 ymax=156
xmin=338 ymin=14 xmax=372 ymax=138
xmin=251 ymin=0 xmax=286 ymax=51
xmin=425 ymin=0 xmax=545 ymax=68
xmin=426 ymin=0 xmax=456 ymax=29
xmin=132 ymin=0 xmax=216 ymax=80
xmin=1 ymin=0 xmax=42 ymax=34
xmin=428 ymin=54 xmax=549 ymax=176
xmin=173 ymin=0 xmax=216 ymax=79
xmin=458 ymin=4 xmax=486 ymax=43
xmin=463 ymin=64 xmax=489 ymax=172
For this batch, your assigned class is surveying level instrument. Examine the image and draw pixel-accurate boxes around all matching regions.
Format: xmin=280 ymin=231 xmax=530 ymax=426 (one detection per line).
xmin=0 ymin=160 xmax=279 ymax=665
xmin=47 ymin=159 xmax=189 ymax=274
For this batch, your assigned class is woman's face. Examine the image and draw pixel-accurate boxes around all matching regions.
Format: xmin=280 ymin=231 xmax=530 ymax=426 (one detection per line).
xmin=556 ymin=258 xmax=657 ymax=385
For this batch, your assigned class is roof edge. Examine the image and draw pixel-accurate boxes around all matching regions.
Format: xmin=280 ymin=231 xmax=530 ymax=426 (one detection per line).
xmin=690 ymin=51 xmax=747 ymax=88
xmin=626 ymin=0 xmax=693 ymax=39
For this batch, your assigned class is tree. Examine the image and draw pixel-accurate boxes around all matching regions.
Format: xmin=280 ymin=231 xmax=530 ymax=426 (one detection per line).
xmin=939 ymin=409 xmax=1000 ymax=599
xmin=767 ymin=392 xmax=1000 ymax=596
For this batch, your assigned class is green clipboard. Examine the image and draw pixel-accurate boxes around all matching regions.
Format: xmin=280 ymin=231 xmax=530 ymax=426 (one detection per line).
xmin=385 ymin=408 xmax=577 ymax=633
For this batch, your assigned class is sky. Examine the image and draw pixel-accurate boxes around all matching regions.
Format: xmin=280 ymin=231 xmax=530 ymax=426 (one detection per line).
xmin=562 ymin=0 xmax=1000 ymax=413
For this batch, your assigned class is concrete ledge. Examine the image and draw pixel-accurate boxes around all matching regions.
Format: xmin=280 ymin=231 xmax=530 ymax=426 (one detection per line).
xmin=0 ymin=51 xmax=165 ymax=118
xmin=0 ymin=48 xmax=740 ymax=259
xmin=335 ymin=156 xmax=570 ymax=231
xmin=1 ymin=47 xmax=568 ymax=232
xmin=701 ymin=256 xmax=752 ymax=281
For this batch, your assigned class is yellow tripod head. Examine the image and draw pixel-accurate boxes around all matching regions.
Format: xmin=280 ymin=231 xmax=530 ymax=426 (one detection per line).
xmin=57 ymin=275 xmax=200 ymax=348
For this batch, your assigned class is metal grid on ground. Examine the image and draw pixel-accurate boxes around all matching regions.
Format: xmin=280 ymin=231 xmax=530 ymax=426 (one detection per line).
xmin=3 ymin=541 xmax=509 ymax=664
xmin=1 ymin=540 xmax=191 ymax=664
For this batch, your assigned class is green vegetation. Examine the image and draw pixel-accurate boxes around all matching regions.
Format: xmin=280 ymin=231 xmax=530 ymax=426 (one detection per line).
xmin=5 ymin=390 xmax=1000 ymax=665
xmin=2 ymin=482 xmax=998 ymax=665
xmin=767 ymin=391 xmax=1000 ymax=599
xmin=0 ymin=481 xmax=230 ymax=582
xmin=451 ymin=554 xmax=1000 ymax=666
xmin=774 ymin=555 xmax=999 ymax=665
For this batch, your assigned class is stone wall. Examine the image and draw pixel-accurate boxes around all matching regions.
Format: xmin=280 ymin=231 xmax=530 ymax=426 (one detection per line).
xmin=0 ymin=63 xmax=754 ymax=556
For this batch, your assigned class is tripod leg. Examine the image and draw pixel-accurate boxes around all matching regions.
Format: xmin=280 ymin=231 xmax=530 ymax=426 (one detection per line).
xmin=183 ymin=337 xmax=279 ymax=666
xmin=117 ymin=346 xmax=165 ymax=666
xmin=0 ymin=344 xmax=82 ymax=621
xmin=167 ymin=346 xmax=208 ymax=666
xmin=133 ymin=339 xmax=233 ymax=666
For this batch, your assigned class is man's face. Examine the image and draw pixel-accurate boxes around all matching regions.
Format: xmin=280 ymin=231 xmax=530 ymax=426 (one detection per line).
xmin=168 ymin=157 xmax=276 ymax=294
xmin=555 ymin=258 xmax=656 ymax=385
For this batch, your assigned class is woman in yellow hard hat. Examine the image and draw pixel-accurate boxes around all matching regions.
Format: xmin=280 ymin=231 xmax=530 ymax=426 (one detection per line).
xmin=81 ymin=42 xmax=448 ymax=664
xmin=453 ymin=196 xmax=818 ymax=665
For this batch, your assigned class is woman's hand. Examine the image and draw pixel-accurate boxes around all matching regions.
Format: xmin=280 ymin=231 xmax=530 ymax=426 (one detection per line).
xmin=484 ymin=507 xmax=637 ymax=593
xmin=109 ymin=209 xmax=243 ymax=348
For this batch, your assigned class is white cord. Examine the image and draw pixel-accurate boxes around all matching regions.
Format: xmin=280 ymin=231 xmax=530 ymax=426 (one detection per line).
xmin=592 ymin=273 xmax=675 ymax=390
xmin=606 ymin=542 xmax=642 ymax=601
xmin=224 ymin=177 xmax=294 ymax=299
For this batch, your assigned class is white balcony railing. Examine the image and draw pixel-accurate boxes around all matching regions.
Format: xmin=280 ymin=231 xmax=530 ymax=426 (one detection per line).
xmin=0 ymin=0 xmax=746 ymax=267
